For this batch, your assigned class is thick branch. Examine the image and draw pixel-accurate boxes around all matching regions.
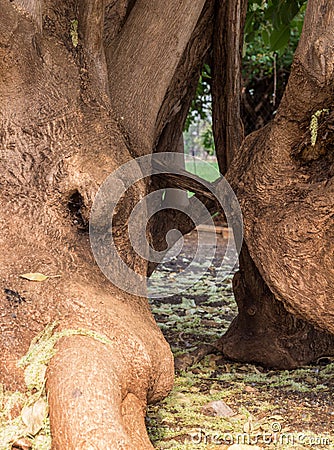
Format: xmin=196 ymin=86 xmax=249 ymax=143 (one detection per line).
xmin=212 ymin=0 xmax=247 ymax=174
xmin=147 ymin=164 xmax=222 ymax=276
xmin=106 ymin=0 xmax=207 ymax=155
xmin=154 ymin=0 xmax=214 ymax=150
xmin=226 ymin=1 xmax=334 ymax=335
xmin=79 ymin=1 xmax=105 ymax=58
xmin=148 ymin=0 xmax=214 ymax=275
xmin=103 ymin=0 xmax=135 ymax=48
xmin=78 ymin=0 xmax=109 ymax=94
xmin=278 ymin=0 xmax=334 ymax=122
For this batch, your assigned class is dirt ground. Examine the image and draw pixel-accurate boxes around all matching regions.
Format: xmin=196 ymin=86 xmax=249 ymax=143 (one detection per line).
xmin=147 ymin=230 xmax=334 ymax=449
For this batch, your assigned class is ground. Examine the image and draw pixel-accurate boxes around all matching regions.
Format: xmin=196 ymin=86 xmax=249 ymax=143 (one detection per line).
xmin=147 ymin=230 xmax=334 ymax=450
xmin=0 ymin=231 xmax=333 ymax=450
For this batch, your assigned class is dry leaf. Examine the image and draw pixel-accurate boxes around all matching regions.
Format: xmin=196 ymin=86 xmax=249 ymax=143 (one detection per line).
xmin=244 ymin=385 xmax=258 ymax=393
xmin=20 ymin=272 xmax=49 ymax=282
xmin=20 ymin=272 xmax=60 ymax=282
xmin=12 ymin=437 xmax=32 ymax=449
xmin=21 ymin=398 xmax=48 ymax=435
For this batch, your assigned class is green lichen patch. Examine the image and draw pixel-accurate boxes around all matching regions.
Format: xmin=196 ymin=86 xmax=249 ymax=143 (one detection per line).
xmin=70 ymin=19 xmax=79 ymax=48
xmin=148 ymin=234 xmax=334 ymax=450
xmin=310 ymin=109 xmax=329 ymax=146
xmin=0 ymin=323 xmax=112 ymax=450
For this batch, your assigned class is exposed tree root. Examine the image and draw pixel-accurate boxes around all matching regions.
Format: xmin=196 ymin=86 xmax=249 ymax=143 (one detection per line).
xmin=218 ymin=245 xmax=334 ymax=370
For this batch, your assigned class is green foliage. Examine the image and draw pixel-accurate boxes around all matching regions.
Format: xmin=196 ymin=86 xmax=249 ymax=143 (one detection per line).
xmin=184 ymin=118 xmax=216 ymax=158
xmin=184 ymin=0 xmax=306 ymax=152
xmin=243 ymin=0 xmax=306 ymax=81
xmin=184 ymin=64 xmax=211 ymax=133
xmin=200 ymin=125 xmax=215 ymax=156
xmin=244 ymin=0 xmax=306 ymax=51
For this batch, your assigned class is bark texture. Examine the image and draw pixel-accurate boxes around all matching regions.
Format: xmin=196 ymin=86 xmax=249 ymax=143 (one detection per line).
xmin=107 ymin=0 xmax=207 ymax=155
xmin=1 ymin=0 xmax=334 ymax=447
xmin=219 ymin=244 xmax=334 ymax=369
xmin=148 ymin=0 xmax=215 ymax=273
xmin=221 ymin=0 xmax=334 ymax=366
xmin=0 ymin=0 xmax=205 ymax=447
xmin=212 ymin=0 xmax=247 ymax=174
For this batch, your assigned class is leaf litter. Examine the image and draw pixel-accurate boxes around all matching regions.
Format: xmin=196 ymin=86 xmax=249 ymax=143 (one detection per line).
xmin=147 ymin=231 xmax=334 ymax=449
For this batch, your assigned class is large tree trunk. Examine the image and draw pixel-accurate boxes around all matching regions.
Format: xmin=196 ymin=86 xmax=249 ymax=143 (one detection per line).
xmin=0 ymin=0 xmax=209 ymax=448
xmin=217 ymin=0 xmax=334 ymax=368
xmin=2 ymin=0 xmax=334 ymax=447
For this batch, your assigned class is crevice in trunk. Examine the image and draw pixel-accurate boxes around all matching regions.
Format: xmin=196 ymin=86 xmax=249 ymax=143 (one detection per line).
xmin=68 ymin=190 xmax=89 ymax=232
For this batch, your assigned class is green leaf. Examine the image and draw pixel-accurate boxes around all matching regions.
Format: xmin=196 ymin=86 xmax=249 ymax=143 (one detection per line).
xmin=270 ymin=25 xmax=290 ymax=51
xmin=262 ymin=29 xmax=270 ymax=46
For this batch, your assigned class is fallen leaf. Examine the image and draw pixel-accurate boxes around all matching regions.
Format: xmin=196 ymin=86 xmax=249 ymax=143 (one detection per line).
xmin=20 ymin=272 xmax=60 ymax=282
xmin=244 ymin=385 xmax=258 ymax=393
xmin=201 ymin=400 xmax=235 ymax=417
xmin=21 ymin=398 xmax=48 ymax=435
xmin=243 ymin=418 xmax=253 ymax=433
xmin=20 ymin=272 xmax=49 ymax=281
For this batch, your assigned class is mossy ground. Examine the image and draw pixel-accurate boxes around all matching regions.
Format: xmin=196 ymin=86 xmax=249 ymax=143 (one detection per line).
xmin=1 ymin=231 xmax=333 ymax=449
xmin=147 ymin=232 xmax=334 ymax=449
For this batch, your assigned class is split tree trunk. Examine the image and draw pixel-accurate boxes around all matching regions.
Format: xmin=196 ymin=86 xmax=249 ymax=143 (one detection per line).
xmin=1 ymin=0 xmax=334 ymax=447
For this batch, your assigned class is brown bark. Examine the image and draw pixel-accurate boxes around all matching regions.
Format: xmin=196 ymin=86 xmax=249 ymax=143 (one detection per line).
xmin=107 ymin=0 xmax=207 ymax=156
xmin=1 ymin=0 xmax=334 ymax=447
xmin=0 ymin=1 xmax=181 ymax=448
xmin=222 ymin=0 xmax=334 ymax=366
xmin=212 ymin=0 xmax=248 ymax=174
xmin=148 ymin=0 xmax=215 ymax=272
xmin=219 ymin=244 xmax=334 ymax=369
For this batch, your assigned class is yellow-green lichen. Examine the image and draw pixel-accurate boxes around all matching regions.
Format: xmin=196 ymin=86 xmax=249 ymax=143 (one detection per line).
xmin=310 ymin=109 xmax=329 ymax=146
xmin=70 ymin=19 xmax=78 ymax=48
xmin=0 ymin=322 xmax=112 ymax=450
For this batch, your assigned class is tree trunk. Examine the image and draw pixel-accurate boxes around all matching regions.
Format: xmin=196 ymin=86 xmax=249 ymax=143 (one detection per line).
xmin=0 ymin=0 xmax=209 ymax=447
xmin=218 ymin=0 xmax=334 ymax=367
xmin=2 ymin=0 xmax=334 ymax=447
xmin=212 ymin=0 xmax=247 ymax=174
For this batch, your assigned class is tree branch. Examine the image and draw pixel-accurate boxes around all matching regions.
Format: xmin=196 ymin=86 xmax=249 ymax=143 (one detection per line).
xmin=106 ymin=0 xmax=207 ymax=155
xmin=78 ymin=0 xmax=110 ymax=94
xmin=147 ymin=164 xmax=223 ymax=276
xmin=154 ymin=0 xmax=215 ymax=151
xmin=212 ymin=0 xmax=248 ymax=174
xmin=277 ymin=0 xmax=334 ymax=122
